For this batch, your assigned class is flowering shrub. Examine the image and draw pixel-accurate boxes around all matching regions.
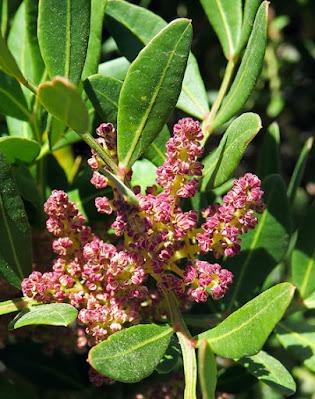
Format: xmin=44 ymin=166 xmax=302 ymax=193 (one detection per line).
xmin=0 ymin=1 xmax=314 ymax=398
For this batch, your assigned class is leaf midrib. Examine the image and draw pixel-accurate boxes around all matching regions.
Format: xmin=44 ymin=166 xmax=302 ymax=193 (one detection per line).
xmin=215 ymin=0 xmax=235 ymax=57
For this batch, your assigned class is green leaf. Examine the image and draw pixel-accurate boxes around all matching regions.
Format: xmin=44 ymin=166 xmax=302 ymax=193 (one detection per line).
xmin=213 ymin=2 xmax=269 ymax=129
xmin=304 ymin=291 xmax=315 ymax=309
xmin=6 ymin=116 xmax=33 ymax=139
xmin=0 ymin=137 xmax=40 ymax=163
xmin=105 ymin=0 xmax=208 ymax=119
xmin=12 ymin=303 xmax=78 ymax=329
xmin=0 ymin=71 xmax=30 ymax=120
xmin=38 ymin=0 xmax=91 ymax=84
xmin=98 ymin=56 xmax=130 ymax=80
xmin=38 ymin=77 xmax=89 ymax=135
xmin=276 ymin=321 xmax=315 ymax=373
xmin=131 ymin=159 xmax=157 ymax=193
xmin=144 ymin=125 xmax=169 ymax=167
xmin=84 ymin=74 xmax=121 ymax=124
xmin=82 ymin=0 xmax=107 ymax=79
xmin=0 ymin=297 xmax=31 ymax=316
xmin=0 ymin=155 xmax=32 ymax=288
xmin=287 ymin=137 xmax=313 ymax=204
xmin=0 ymin=0 xmax=8 ymax=38
xmin=198 ymin=340 xmax=217 ymax=399
xmin=117 ymin=19 xmax=192 ymax=167
xmin=239 ymin=350 xmax=296 ymax=396
xmin=201 ymin=113 xmax=261 ymax=191
xmin=198 ymin=283 xmax=295 ymax=359
xmin=155 ymin=336 xmax=181 ymax=374
xmin=225 ymin=174 xmax=291 ymax=310
xmin=0 ymin=32 xmax=26 ymax=83
xmin=88 ymin=323 xmax=173 ymax=383
xmin=292 ymin=201 xmax=315 ymax=300
xmin=237 ymin=0 xmax=262 ymax=53
xmin=199 ymin=0 xmax=242 ymax=60
xmin=257 ymin=122 xmax=281 ymax=179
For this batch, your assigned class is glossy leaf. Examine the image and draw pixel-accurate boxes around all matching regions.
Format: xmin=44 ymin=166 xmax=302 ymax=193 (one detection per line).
xmin=276 ymin=321 xmax=315 ymax=373
xmin=292 ymin=201 xmax=315 ymax=300
xmin=84 ymin=74 xmax=121 ymax=124
xmin=117 ymin=19 xmax=192 ymax=167
xmin=105 ymin=0 xmax=209 ymax=119
xmin=0 ymin=71 xmax=30 ymax=120
xmin=82 ymin=0 xmax=107 ymax=79
xmin=213 ymin=2 xmax=269 ymax=129
xmin=225 ymin=174 xmax=291 ymax=310
xmin=199 ymin=0 xmax=242 ymax=60
xmin=198 ymin=283 xmax=295 ymax=359
xmin=287 ymin=137 xmax=313 ymax=204
xmin=38 ymin=77 xmax=89 ymax=135
xmin=0 ymin=137 xmax=40 ymax=163
xmin=198 ymin=340 xmax=217 ymax=399
xmin=239 ymin=350 xmax=296 ymax=396
xmin=237 ymin=0 xmax=262 ymax=53
xmin=12 ymin=303 xmax=78 ymax=329
xmin=0 ymin=155 xmax=32 ymax=288
xmin=88 ymin=324 xmax=173 ymax=383
xmin=98 ymin=56 xmax=130 ymax=80
xmin=257 ymin=122 xmax=281 ymax=179
xmin=38 ymin=0 xmax=91 ymax=84
xmin=0 ymin=32 xmax=26 ymax=83
xmin=202 ymin=113 xmax=261 ymax=191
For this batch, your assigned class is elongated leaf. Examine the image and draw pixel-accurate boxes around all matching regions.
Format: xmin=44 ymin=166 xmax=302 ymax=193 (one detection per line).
xmin=84 ymin=74 xmax=121 ymax=123
xmin=13 ymin=303 xmax=78 ymax=329
xmin=213 ymin=2 xmax=269 ymax=129
xmin=82 ymin=0 xmax=107 ymax=79
xmin=117 ymin=19 xmax=192 ymax=167
xmin=0 ymin=137 xmax=40 ymax=163
xmin=38 ymin=0 xmax=91 ymax=84
xmin=198 ymin=283 xmax=295 ymax=359
xmin=0 ymin=32 xmax=26 ymax=83
xmin=0 ymin=155 xmax=32 ymax=288
xmin=88 ymin=324 xmax=173 ymax=383
xmin=155 ymin=337 xmax=181 ymax=374
xmin=257 ymin=122 xmax=281 ymax=179
xmin=304 ymin=291 xmax=315 ymax=309
xmin=98 ymin=56 xmax=130 ymax=80
xmin=144 ymin=125 xmax=169 ymax=167
xmin=198 ymin=340 xmax=217 ymax=399
xmin=38 ymin=77 xmax=89 ymax=135
xmin=1 ymin=0 xmax=8 ymax=37
xmin=131 ymin=159 xmax=157 ymax=192
xmin=287 ymin=137 xmax=313 ymax=204
xmin=276 ymin=321 xmax=315 ymax=373
xmin=225 ymin=174 xmax=291 ymax=310
xmin=202 ymin=113 xmax=261 ymax=191
xmin=199 ymin=0 xmax=242 ymax=60
xmin=0 ymin=297 xmax=31 ymax=316
xmin=105 ymin=0 xmax=208 ymax=119
xmin=6 ymin=116 xmax=33 ymax=139
xmin=0 ymin=71 xmax=30 ymax=120
xmin=239 ymin=350 xmax=296 ymax=396
xmin=237 ymin=0 xmax=262 ymax=53
xmin=292 ymin=201 xmax=315 ymax=300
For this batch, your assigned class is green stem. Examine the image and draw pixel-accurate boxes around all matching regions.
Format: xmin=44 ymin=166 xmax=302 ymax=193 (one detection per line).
xmin=0 ymin=297 xmax=36 ymax=316
xmin=201 ymin=58 xmax=236 ymax=145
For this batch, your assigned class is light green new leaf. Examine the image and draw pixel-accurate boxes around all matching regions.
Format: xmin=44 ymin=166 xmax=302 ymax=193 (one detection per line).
xmin=198 ymin=340 xmax=217 ymax=399
xmin=199 ymin=0 xmax=242 ymax=60
xmin=292 ymin=201 xmax=315 ymax=300
xmin=0 ymin=137 xmax=40 ymax=163
xmin=13 ymin=303 xmax=78 ymax=329
xmin=213 ymin=2 xmax=269 ymax=129
xmin=88 ymin=324 xmax=173 ymax=383
xmin=276 ymin=321 xmax=315 ymax=373
xmin=131 ymin=159 xmax=157 ymax=193
xmin=239 ymin=350 xmax=296 ymax=396
xmin=237 ymin=0 xmax=262 ymax=53
xmin=202 ymin=113 xmax=261 ymax=191
xmin=0 ymin=32 xmax=26 ymax=83
xmin=98 ymin=56 xmax=130 ymax=80
xmin=38 ymin=77 xmax=89 ymax=135
xmin=105 ymin=0 xmax=208 ymax=119
xmin=0 ymin=155 xmax=32 ymax=288
xmin=38 ymin=0 xmax=91 ymax=84
xmin=225 ymin=175 xmax=291 ymax=310
xmin=198 ymin=283 xmax=295 ymax=359
xmin=117 ymin=19 xmax=192 ymax=167
xmin=257 ymin=122 xmax=281 ymax=179
xmin=0 ymin=71 xmax=30 ymax=120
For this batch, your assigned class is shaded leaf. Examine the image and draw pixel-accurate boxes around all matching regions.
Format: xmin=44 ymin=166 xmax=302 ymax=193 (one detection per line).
xmin=0 ymin=31 xmax=26 ymax=83
xmin=144 ymin=125 xmax=169 ymax=167
xmin=0 ymin=137 xmax=40 ymax=163
xmin=198 ymin=340 xmax=217 ymax=399
xmin=98 ymin=56 xmax=130 ymax=80
xmin=257 ymin=122 xmax=281 ymax=179
xmin=155 ymin=336 xmax=181 ymax=374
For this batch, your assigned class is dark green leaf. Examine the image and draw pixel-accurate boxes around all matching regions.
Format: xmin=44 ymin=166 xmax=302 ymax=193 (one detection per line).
xmin=88 ymin=323 xmax=173 ymax=383
xmin=155 ymin=336 xmax=181 ymax=374
xmin=12 ymin=303 xmax=78 ymax=329
xmin=0 ymin=137 xmax=40 ymax=163
xmin=237 ymin=0 xmax=262 ymax=53
xmin=0 ymin=32 xmax=26 ymax=83
xmin=144 ymin=125 xmax=169 ymax=166
xmin=38 ymin=0 xmax=91 ymax=84
xmin=198 ymin=283 xmax=295 ymax=359
xmin=292 ymin=201 xmax=315 ymax=300
xmin=201 ymin=113 xmax=261 ymax=191
xmin=225 ymin=174 xmax=291 ymax=310
xmin=239 ymin=350 xmax=296 ymax=396
xmin=257 ymin=122 xmax=281 ymax=179
xmin=199 ymin=0 xmax=242 ymax=60
xmin=38 ymin=77 xmax=89 ymax=135
xmin=198 ymin=340 xmax=217 ymax=399
xmin=117 ymin=19 xmax=192 ymax=167
xmin=213 ymin=2 xmax=269 ymax=129
xmin=0 ymin=155 xmax=32 ymax=288
xmin=98 ymin=56 xmax=130 ymax=80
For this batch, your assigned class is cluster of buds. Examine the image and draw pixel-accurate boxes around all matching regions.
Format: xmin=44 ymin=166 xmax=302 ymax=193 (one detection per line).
xmin=22 ymin=118 xmax=265 ymax=346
